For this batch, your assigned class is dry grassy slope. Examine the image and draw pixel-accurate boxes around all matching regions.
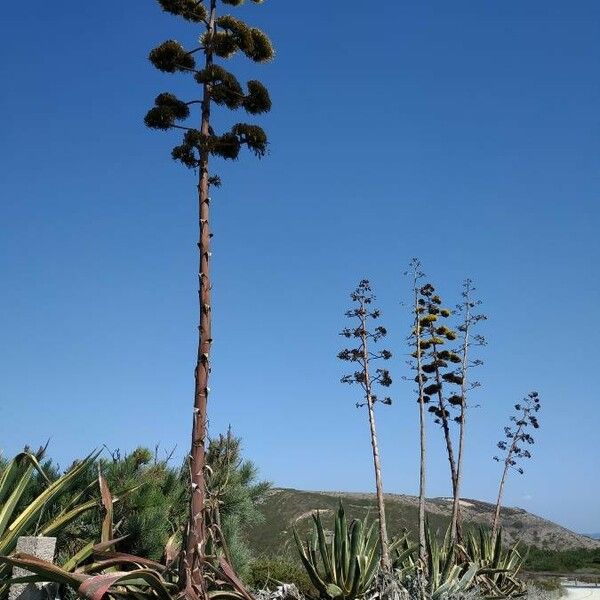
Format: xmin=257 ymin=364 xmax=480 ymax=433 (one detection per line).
xmin=249 ymin=488 xmax=600 ymax=557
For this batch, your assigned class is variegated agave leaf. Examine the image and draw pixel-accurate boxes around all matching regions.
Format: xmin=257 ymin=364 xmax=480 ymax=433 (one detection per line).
xmin=294 ymin=502 xmax=381 ymax=600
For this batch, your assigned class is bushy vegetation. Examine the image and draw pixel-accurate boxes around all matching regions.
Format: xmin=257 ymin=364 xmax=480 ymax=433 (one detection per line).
xmin=524 ymin=547 xmax=600 ymax=573
xmin=246 ymin=558 xmax=315 ymax=597
xmin=205 ymin=431 xmax=272 ymax=578
xmin=0 ymin=430 xmax=269 ymax=600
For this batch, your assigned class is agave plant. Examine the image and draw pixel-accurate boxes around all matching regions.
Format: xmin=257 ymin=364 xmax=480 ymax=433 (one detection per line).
xmin=0 ymin=449 xmax=102 ymax=600
xmin=1 ymin=552 xmax=177 ymax=600
xmin=0 ymin=472 xmax=252 ymax=600
xmin=294 ymin=503 xmax=386 ymax=600
xmin=393 ymin=524 xmax=525 ymax=600
xmin=0 ymin=550 xmax=252 ymax=600
xmin=423 ymin=524 xmax=479 ymax=600
xmin=463 ymin=528 xmax=526 ymax=598
xmin=390 ymin=531 xmax=417 ymax=580
xmin=393 ymin=524 xmax=477 ymax=599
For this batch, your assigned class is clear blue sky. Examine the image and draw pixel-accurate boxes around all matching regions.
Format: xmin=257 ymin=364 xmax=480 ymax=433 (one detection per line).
xmin=1 ymin=1 xmax=599 ymax=533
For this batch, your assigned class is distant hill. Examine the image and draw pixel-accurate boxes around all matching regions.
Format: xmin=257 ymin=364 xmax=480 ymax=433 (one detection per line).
xmin=584 ymin=533 xmax=600 ymax=540
xmin=249 ymin=488 xmax=600 ymax=556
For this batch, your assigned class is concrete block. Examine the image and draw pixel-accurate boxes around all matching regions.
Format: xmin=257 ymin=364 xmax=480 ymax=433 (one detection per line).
xmin=8 ymin=536 xmax=57 ymax=600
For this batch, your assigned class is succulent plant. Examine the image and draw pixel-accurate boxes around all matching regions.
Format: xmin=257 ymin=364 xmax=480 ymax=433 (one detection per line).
xmin=294 ymin=503 xmax=381 ymax=600
xmin=0 ymin=449 xmax=101 ymax=600
xmin=462 ymin=528 xmax=526 ymax=598
xmin=423 ymin=524 xmax=478 ymax=600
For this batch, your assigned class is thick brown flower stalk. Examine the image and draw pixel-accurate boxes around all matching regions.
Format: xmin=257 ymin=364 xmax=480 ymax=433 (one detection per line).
xmin=144 ymin=0 xmax=273 ymax=594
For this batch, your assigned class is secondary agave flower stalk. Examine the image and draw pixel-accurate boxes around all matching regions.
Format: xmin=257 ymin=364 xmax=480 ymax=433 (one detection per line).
xmin=144 ymin=0 xmax=273 ymax=594
xmin=417 ymin=284 xmax=460 ymax=504
xmin=338 ymin=279 xmax=393 ymax=571
xmin=449 ymin=280 xmax=486 ymax=542
xmin=492 ymin=392 xmax=541 ymax=538
xmin=406 ymin=259 xmax=428 ymax=575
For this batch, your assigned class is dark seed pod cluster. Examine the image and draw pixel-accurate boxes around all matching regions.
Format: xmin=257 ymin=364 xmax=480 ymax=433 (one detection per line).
xmin=145 ymin=0 xmax=273 ymax=171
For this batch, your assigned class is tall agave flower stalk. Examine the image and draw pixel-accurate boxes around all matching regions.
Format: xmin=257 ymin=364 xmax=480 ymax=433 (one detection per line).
xmin=492 ymin=392 xmax=540 ymax=537
xmin=144 ymin=0 xmax=273 ymax=593
xmin=449 ymin=280 xmax=485 ymax=542
xmin=406 ymin=259 xmax=428 ymax=575
xmin=417 ymin=285 xmax=460 ymax=508
xmin=338 ymin=280 xmax=393 ymax=570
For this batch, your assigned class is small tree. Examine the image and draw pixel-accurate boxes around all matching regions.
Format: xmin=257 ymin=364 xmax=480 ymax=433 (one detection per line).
xmin=338 ymin=279 xmax=393 ymax=571
xmin=144 ymin=0 xmax=273 ymax=593
xmin=492 ymin=391 xmax=541 ymax=537
xmin=204 ymin=430 xmax=271 ymax=578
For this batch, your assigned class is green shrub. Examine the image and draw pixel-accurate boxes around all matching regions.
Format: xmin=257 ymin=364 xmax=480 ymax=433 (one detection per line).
xmin=246 ymin=557 xmax=315 ymax=596
xmin=524 ymin=547 xmax=600 ymax=573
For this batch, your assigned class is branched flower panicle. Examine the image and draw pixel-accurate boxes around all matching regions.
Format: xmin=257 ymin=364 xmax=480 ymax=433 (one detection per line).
xmin=493 ymin=391 xmax=541 ymax=474
xmin=414 ymin=280 xmax=486 ymax=428
xmin=452 ymin=279 xmax=487 ymax=422
xmin=149 ymin=40 xmax=196 ymax=73
xmin=492 ymin=391 xmax=540 ymax=535
xmin=338 ymin=280 xmax=393 ymax=409
xmin=158 ymin=0 xmax=208 ymax=22
xmin=145 ymin=0 xmax=273 ymax=173
xmin=413 ymin=283 xmax=458 ymax=426
xmin=209 ymin=15 xmax=275 ymax=62
xmin=144 ymin=92 xmax=191 ymax=129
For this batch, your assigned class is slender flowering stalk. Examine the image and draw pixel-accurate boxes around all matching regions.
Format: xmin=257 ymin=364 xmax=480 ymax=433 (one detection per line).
xmin=492 ymin=391 xmax=541 ymax=538
xmin=418 ymin=285 xmax=460 ymax=501
xmin=406 ymin=259 xmax=428 ymax=578
xmin=449 ymin=280 xmax=486 ymax=542
xmin=338 ymin=280 xmax=393 ymax=571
